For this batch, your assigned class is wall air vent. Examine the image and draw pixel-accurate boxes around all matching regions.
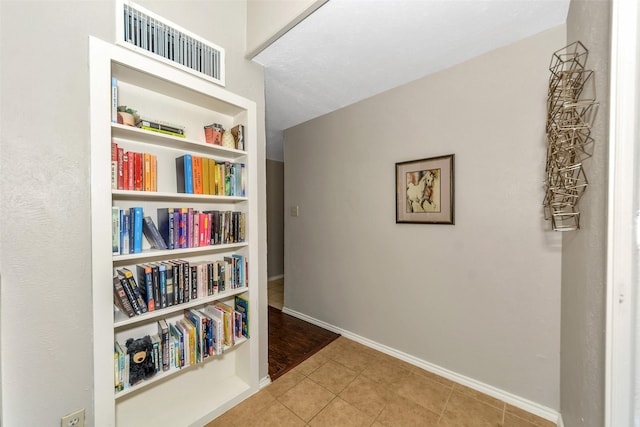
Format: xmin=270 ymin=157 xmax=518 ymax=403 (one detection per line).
xmin=116 ymin=0 xmax=225 ymax=86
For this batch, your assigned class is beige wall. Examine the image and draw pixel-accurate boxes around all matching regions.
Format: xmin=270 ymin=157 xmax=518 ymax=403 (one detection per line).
xmin=284 ymin=26 xmax=565 ymax=409
xmin=246 ymin=0 xmax=327 ymax=58
xmin=561 ymin=1 xmax=611 ymax=426
xmin=267 ymin=160 xmax=285 ymax=278
xmin=0 ymin=1 xmax=266 ymax=425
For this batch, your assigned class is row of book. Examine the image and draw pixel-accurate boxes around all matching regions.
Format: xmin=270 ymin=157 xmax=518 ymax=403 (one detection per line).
xmin=111 ymin=142 xmax=157 ymax=192
xmin=113 ymin=255 xmax=247 ymax=318
xmin=176 ymin=154 xmax=245 ymax=197
xmin=115 ymin=295 xmax=249 ymax=390
xmin=111 ymin=207 xmax=246 ymax=255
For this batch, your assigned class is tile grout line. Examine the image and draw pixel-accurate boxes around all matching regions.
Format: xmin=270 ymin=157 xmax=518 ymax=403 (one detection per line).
xmin=437 ymin=385 xmax=455 ymax=424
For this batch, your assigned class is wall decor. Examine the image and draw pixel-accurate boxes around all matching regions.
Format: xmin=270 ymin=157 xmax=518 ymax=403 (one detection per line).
xmin=544 ymin=41 xmax=598 ymax=231
xmin=396 ymin=154 xmax=454 ymax=224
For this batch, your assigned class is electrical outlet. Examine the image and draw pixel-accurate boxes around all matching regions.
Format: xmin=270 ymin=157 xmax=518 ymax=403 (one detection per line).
xmin=61 ymin=409 xmax=84 ymax=427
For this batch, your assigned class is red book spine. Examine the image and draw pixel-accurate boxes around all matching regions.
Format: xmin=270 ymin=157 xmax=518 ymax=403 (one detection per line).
xmin=122 ymin=151 xmax=129 ymax=191
xmin=127 ymin=151 xmax=134 ymax=190
xmin=134 ymin=152 xmax=143 ymax=191
xmin=117 ymin=147 xmax=124 ymax=190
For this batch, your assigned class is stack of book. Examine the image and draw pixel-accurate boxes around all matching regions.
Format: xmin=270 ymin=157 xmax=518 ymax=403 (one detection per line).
xmin=112 ymin=256 xmax=248 ymax=318
xmin=176 ymin=154 xmax=245 ymax=196
xmin=111 ymin=142 xmax=157 ymax=192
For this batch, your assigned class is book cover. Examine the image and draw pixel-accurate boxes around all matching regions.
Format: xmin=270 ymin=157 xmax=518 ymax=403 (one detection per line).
xmin=111 ymin=142 xmax=118 ymax=190
xmin=130 ymin=207 xmax=143 ymax=254
xmin=201 ymin=305 xmax=223 ymax=355
xmin=111 ymin=77 xmax=118 ymax=123
xmin=139 ymin=125 xmax=187 ymax=138
xmin=112 ymin=207 xmax=120 ymax=255
xmin=156 ymin=208 xmax=175 ymax=250
xmin=181 ymin=315 xmax=199 ymax=364
xmin=202 ymin=158 xmax=210 ymax=195
xmin=113 ymin=275 xmax=136 ymax=318
xmin=163 ymin=262 xmax=174 ymax=307
xmin=120 ymin=209 xmax=130 ymax=255
xmin=234 ymin=294 xmax=249 ymax=338
xmin=122 ymin=151 xmax=130 ymax=191
xmin=149 ymin=263 xmax=160 ymax=309
xmin=157 ymin=262 xmax=167 ymax=309
xmin=126 ymin=151 xmax=135 ymax=190
xmin=136 ymin=264 xmax=155 ymax=312
xmin=116 ymin=271 xmax=142 ymax=315
xmin=169 ymin=322 xmax=184 ymax=367
xmin=192 ymin=156 xmax=203 ymax=195
xmin=150 ymin=334 xmax=161 ymax=373
xmin=118 ymin=268 xmax=148 ymax=313
xmin=157 ymin=319 xmax=170 ymax=371
xmin=213 ymin=301 xmax=234 ymax=346
xmin=176 ymin=320 xmax=192 ymax=366
xmin=185 ymin=309 xmax=206 ymax=361
xmin=142 ymin=216 xmax=168 ymax=250
xmin=140 ymin=118 xmax=185 ymax=135
xmin=143 ymin=152 xmax=151 ymax=192
xmin=175 ymin=154 xmax=193 ymax=194
xmin=117 ymin=147 xmax=124 ymax=190
xmin=134 ymin=152 xmax=143 ymax=191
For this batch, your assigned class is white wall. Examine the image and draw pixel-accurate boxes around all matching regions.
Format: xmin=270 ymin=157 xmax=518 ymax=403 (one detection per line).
xmin=0 ymin=1 xmax=266 ymax=425
xmin=284 ymin=26 xmax=565 ymax=409
xmin=561 ymin=1 xmax=611 ymax=426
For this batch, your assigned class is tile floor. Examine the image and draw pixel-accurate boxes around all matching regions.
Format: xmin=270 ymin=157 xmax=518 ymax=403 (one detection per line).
xmin=268 ymin=277 xmax=284 ymax=310
xmin=207 ymin=336 xmax=556 ymax=427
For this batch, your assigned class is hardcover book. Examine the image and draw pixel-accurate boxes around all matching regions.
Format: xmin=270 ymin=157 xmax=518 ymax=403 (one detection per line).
xmin=176 ymin=154 xmax=193 ymax=194
xmin=142 ymin=216 xmax=168 ymax=250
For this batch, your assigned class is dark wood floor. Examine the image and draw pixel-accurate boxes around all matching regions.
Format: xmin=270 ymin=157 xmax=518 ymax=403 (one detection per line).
xmin=268 ymin=306 xmax=340 ymax=381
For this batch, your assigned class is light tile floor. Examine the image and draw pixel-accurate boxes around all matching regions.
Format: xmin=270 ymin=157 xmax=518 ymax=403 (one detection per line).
xmin=207 ymin=337 xmax=556 ymax=427
xmin=268 ymin=278 xmax=284 ymax=310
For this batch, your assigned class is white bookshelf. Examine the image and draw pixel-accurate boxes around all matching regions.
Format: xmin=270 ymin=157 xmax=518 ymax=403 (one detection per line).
xmin=89 ymin=36 xmax=259 ymax=427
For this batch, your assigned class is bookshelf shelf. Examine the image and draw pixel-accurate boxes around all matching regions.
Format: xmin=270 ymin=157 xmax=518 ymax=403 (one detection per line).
xmin=114 ymin=337 xmax=248 ymax=400
xmin=114 ymin=287 xmax=249 ymax=328
xmin=112 ymin=189 xmax=248 ymax=203
xmin=90 ymin=36 xmax=258 ymax=427
xmin=112 ymin=242 xmax=249 ymax=264
xmin=112 ymin=123 xmax=248 ymax=159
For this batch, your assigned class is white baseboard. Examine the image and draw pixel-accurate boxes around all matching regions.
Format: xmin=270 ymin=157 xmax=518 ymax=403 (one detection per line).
xmin=267 ymin=274 xmax=284 ymax=282
xmin=557 ymin=414 xmax=564 ymax=427
xmin=282 ymin=306 xmax=562 ymax=426
xmin=259 ymin=375 xmax=272 ymax=389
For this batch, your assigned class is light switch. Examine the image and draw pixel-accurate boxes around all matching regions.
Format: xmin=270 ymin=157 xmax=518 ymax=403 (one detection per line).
xmin=290 ymin=206 xmax=299 ymax=217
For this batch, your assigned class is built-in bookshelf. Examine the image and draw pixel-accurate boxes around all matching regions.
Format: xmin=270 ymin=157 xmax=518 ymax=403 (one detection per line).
xmin=89 ymin=36 xmax=258 ymax=427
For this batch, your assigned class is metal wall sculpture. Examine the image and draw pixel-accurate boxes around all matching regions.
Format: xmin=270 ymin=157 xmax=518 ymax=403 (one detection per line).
xmin=544 ymin=41 xmax=598 ymax=231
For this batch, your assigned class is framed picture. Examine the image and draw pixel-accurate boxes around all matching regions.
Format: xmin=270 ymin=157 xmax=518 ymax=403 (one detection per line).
xmin=396 ymin=154 xmax=455 ymax=224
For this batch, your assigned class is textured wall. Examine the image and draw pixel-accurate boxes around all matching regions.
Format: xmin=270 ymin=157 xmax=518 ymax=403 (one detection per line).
xmin=561 ymin=1 xmax=611 ymax=426
xmin=0 ymin=1 xmax=266 ymax=425
xmin=284 ymin=26 xmax=565 ymax=409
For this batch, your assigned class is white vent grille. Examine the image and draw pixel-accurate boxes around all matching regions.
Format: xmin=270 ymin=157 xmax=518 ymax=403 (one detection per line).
xmin=117 ymin=0 xmax=225 ymax=86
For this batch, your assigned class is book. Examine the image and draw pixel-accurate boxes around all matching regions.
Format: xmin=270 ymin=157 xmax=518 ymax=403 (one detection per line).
xmin=122 ymin=151 xmax=130 ymax=191
xmin=176 ymin=154 xmax=193 ymax=194
xmin=111 ymin=77 xmax=118 ymax=123
xmin=202 ymin=158 xmax=210 ymax=195
xmin=113 ymin=275 xmax=136 ymax=318
xmin=134 ymin=152 xmax=143 ymax=191
xmin=126 ymin=151 xmax=134 ymax=190
xmin=116 ymin=271 xmax=142 ymax=315
xmin=213 ymin=301 xmax=235 ymax=346
xmin=142 ymin=216 xmax=168 ymax=250
xmin=150 ymin=334 xmax=161 ymax=373
xmin=201 ymin=305 xmax=224 ymax=355
xmin=234 ymin=294 xmax=249 ymax=338
xmin=117 ymin=268 xmax=148 ymax=314
xmin=117 ymin=147 xmax=124 ymax=190
xmin=112 ymin=207 xmax=120 ymax=255
xmin=114 ymin=341 xmax=125 ymax=391
xmin=157 ymin=319 xmax=170 ymax=371
xmin=169 ymin=322 xmax=184 ymax=367
xmin=192 ymin=156 xmax=203 ymax=195
xmin=131 ymin=207 xmax=144 ymax=253
xmin=180 ymin=318 xmax=197 ymax=365
xmin=156 ymin=208 xmax=175 ymax=250
xmin=111 ymin=142 xmax=118 ymax=190
xmin=163 ymin=262 xmax=175 ymax=307
xmin=185 ymin=309 xmax=206 ymax=361
xmin=140 ymin=125 xmax=187 ymax=138
xmin=143 ymin=152 xmax=151 ymax=192
xmin=157 ymin=262 xmax=168 ymax=309
xmin=139 ymin=118 xmax=185 ymax=135
xmin=136 ymin=264 xmax=155 ymax=312
xmin=120 ymin=209 xmax=130 ymax=255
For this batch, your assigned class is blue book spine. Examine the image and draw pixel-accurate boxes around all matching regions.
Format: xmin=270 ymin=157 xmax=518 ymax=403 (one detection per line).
xmin=111 ymin=77 xmax=118 ymax=123
xmin=121 ymin=210 xmax=131 ymax=255
xmin=133 ymin=207 xmax=144 ymax=253
xmin=185 ymin=154 xmax=193 ymax=194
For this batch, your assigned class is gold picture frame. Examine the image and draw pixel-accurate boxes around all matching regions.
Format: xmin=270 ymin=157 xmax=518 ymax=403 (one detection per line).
xmin=396 ymin=154 xmax=454 ymax=224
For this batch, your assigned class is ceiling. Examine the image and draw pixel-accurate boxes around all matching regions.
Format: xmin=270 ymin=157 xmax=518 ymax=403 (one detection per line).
xmin=253 ymin=0 xmax=570 ymax=161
